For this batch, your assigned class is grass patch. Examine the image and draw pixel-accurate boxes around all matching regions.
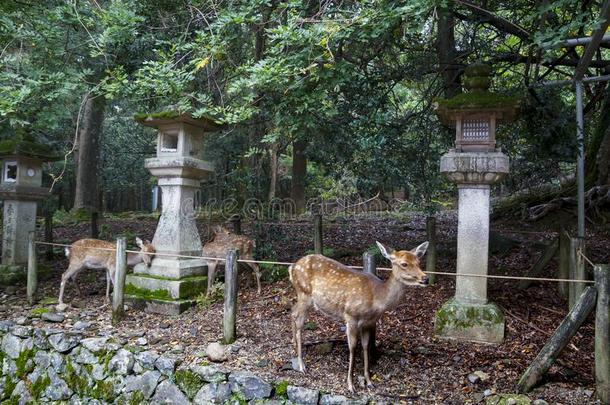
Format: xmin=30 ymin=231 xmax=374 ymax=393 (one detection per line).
xmin=196 ymin=283 xmax=223 ymax=308
xmin=30 ymin=308 xmax=50 ymax=317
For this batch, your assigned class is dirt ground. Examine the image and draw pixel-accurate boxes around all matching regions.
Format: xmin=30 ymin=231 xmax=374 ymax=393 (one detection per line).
xmin=1 ymin=212 xmax=607 ymax=404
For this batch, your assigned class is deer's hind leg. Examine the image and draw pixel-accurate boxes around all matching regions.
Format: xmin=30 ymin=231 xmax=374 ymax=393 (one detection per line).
xmin=345 ymin=320 xmax=358 ymax=393
xmin=291 ymin=293 xmax=311 ymax=373
xmin=361 ymin=326 xmax=374 ymax=388
xmin=249 ymin=262 xmax=262 ymax=295
xmin=57 ymin=262 xmax=86 ymax=311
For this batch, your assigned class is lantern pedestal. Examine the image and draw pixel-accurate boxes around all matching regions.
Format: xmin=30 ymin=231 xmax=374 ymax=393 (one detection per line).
xmin=434 ymin=150 xmax=509 ymax=344
xmin=125 ymin=114 xmax=219 ymax=315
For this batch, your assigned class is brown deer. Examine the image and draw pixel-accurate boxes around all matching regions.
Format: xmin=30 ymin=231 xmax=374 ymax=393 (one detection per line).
xmin=289 ymin=241 xmax=429 ymax=392
xmin=202 ymin=226 xmax=261 ymax=295
xmin=57 ymin=238 xmax=155 ymax=311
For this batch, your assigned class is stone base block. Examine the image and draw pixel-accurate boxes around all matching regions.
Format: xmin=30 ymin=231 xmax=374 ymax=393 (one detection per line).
xmin=125 ymin=295 xmax=196 ymax=316
xmin=125 ymin=273 xmax=207 ymax=315
xmin=134 ymin=258 xmax=207 ymax=279
xmin=434 ymin=299 xmax=505 ymax=344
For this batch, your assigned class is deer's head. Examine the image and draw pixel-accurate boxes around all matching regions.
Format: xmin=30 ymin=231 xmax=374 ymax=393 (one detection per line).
xmin=136 ymin=237 xmax=155 ymax=267
xmin=376 ymin=241 xmax=429 ymax=285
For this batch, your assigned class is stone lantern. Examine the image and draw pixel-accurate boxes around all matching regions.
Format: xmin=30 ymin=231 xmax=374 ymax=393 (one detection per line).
xmin=0 ymin=132 xmax=60 ymax=284
xmin=433 ymin=63 xmax=519 ymax=344
xmin=126 ymin=112 xmax=222 ymax=315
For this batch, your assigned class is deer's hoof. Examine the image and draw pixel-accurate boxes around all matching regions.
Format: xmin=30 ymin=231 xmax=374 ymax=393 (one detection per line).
xmin=56 ymin=303 xmax=68 ymax=312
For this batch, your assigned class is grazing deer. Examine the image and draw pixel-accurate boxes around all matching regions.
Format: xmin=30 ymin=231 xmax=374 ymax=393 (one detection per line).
xmin=57 ymin=238 xmax=155 ymax=311
xmin=289 ymin=241 xmax=429 ymax=393
xmin=202 ymin=226 xmax=261 ymax=295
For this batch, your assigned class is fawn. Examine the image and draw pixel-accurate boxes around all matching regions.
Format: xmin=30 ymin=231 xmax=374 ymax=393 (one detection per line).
xmin=289 ymin=241 xmax=429 ymax=392
xmin=202 ymin=226 xmax=262 ymax=295
xmin=57 ymin=237 xmax=155 ymax=311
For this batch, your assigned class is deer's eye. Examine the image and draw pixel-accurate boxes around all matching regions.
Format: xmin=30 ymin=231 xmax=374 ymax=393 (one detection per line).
xmin=400 ymin=262 xmax=409 ymax=267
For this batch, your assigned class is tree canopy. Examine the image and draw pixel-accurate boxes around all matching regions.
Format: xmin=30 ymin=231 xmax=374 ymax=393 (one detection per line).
xmin=1 ymin=0 xmax=609 ymax=213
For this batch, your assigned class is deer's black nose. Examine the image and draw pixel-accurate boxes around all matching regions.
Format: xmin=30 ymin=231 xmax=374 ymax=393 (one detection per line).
xmin=421 ymin=276 xmax=429 ymax=285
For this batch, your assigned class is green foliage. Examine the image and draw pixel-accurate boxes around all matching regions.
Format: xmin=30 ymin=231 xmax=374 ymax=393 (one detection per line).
xmin=174 ymin=370 xmax=204 ymax=399
xmin=30 ymin=307 xmax=50 ymax=317
xmin=196 ymin=282 xmax=224 ymax=308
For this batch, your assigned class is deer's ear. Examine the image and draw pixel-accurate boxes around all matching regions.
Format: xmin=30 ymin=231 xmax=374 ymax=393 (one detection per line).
xmin=412 ymin=241 xmax=429 ymax=258
xmin=144 ymin=240 xmax=151 ymax=245
xmin=135 ymin=237 xmax=144 ymax=248
xmin=376 ymin=241 xmax=395 ymax=260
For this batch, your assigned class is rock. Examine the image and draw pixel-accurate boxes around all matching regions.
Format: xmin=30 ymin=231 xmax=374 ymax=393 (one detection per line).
xmin=48 ymin=333 xmax=80 ymax=353
xmin=0 ymin=320 xmax=15 ymax=333
xmin=229 ymin=371 xmax=272 ymax=400
xmin=73 ymin=346 xmax=98 ymax=365
xmin=34 ymin=351 xmax=51 ymax=369
xmin=159 ymin=321 xmax=170 ymax=329
xmin=485 ymin=394 xmax=531 ymax=405
xmin=319 ymin=394 xmax=367 ymax=405
xmin=11 ymin=380 xmax=34 ymax=405
xmin=73 ymin=321 xmax=92 ymax=331
xmin=151 ymin=379 xmax=189 ymax=404
xmin=32 ymin=329 xmax=51 ymax=350
xmin=155 ymin=355 xmax=180 ymax=376
xmin=136 ymin=337 xmax=148 ymax=346
xmin=10 ymin=325 xmax=31 ymax=337
xmin=3 ymin=359 xmax=17 ymax=379
xmin=2 ymin=333 xmax=23 ymax=359
xmin=41 ymin=312 xmax=65 ymax=323
xmin=15 ymin=316 xmax=29 ymax=325
xmin=124 ymin=370 xmax=161 ymax=399
xmin=583 ymin=389 xmax=594 ymax=398
xmin=467 ymin=373 xmax=480 ymax=384
xmin=256 ymin=359 xmax=269 ymax=368
xmin=92 ymin=363 xmax=107 ymax=381
xmin=484 ymin=389 xmax=493 ymax=397
xmin=190 ymin=364 xmax=228 ymax=383
xmin=80 ymin=337 xmax=109 ymax=353
xmin=108 ymin=349 xmax=135 ymax=375
xmin=193 ymin=382 xmax=232 ymax=404
xmin=206 ymin=342 xmax=228 ymax=362
xmin=453 ymin=355 xmax=462 ymax=362
xmin=44 ymin=368 xmax=73 ymax=401
xmin=474 ymin=370 xmax=490 ymax=382
xmin=136 ymin=350 xmax=159 ymax=370
xmin=532 ymin=400 xmax=548 ymax=405
xmin=49 ymin=351 xmax=64 ymax=373
xmin=171 ymin=344 xmax=184 ymax=354
xmin=507 ymin=399 xmax=517 ymax=405
xmin=287 ymin=385 xmax=320 ymax=405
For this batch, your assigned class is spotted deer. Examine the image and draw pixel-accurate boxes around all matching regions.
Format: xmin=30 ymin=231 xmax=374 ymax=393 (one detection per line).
xmin=289 ymin=241 xmax=429 ymax=392
xmin=57 ymin=238 xmax=155 ymax=311
xmin=202 ymin=226 xmax=261 ymax=295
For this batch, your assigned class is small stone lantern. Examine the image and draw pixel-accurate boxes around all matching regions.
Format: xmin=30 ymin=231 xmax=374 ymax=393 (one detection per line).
xmin=433 ymin=63 xmax=519 ymax=344
xmin=0 ymin=131 xmax=60 ymax=284
xmin=126 ymin=112 xmax=222 ymax=315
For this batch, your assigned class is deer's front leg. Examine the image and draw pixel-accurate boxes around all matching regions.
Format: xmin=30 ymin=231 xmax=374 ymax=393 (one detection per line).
xmin=346 ymin=321 xmax=358 ymax=393
xmin=361 ymin=327 xmax=374 ymax=388
xmin=291 ymin=297 xmax=309 ymax=373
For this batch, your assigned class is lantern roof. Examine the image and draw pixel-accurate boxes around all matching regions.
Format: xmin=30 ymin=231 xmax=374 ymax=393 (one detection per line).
xmin=0 ymin=129 xmax=62 ymax=161
xmin=435 ymin=63 xmax=520 ymax=126
xmin=134 ymin=111 xmax=225 ymax=132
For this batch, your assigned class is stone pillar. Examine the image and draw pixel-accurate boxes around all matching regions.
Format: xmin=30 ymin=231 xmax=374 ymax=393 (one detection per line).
xmin=125 ymin=114 xmax=219 ymax=315
xmin=434 ymin=151 xmax=508 ymax=344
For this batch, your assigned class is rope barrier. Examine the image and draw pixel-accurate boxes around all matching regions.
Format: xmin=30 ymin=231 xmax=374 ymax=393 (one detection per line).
xmin=578 ymin=249 xmax=596 ymax=269
xmin=33 ymin=240 xmax=596 ymax=284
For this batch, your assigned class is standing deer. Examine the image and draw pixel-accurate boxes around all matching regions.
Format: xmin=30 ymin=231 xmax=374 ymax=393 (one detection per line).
xmin=202 ymin=226 xmax=262 ymax=295
xmin=57 ymin=237 xmax=155 ymax=311
xmin=289 ymin=241 xmax=429 ymax=393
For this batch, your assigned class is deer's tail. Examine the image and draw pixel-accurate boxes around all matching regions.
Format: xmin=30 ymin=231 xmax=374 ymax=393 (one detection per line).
xmin=64 ymin=247 xmax=70 ymax=258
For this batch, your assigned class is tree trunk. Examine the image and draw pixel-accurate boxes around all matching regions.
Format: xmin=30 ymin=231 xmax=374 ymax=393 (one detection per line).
xmin=291 ymin=140 xmax=307 ymax=214
xmin=587 ymin=83 xmax=610 ymax=186
xmin=436 ymin=5 xmax=461 ymax=98
xmin=268 ymin=144 xmax=279 ymax=200
xmin=74 ymin=94 xmax=105 ymax=212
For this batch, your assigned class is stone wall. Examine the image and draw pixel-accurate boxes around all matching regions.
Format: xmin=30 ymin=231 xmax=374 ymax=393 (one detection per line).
xmin=0 ymin=321 xmax=368 ymax=404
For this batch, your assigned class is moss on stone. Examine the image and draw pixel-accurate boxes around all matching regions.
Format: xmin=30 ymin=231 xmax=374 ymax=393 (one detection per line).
xmin=273 ymin=380 xmax=289 ymax=398
xmin=134 ymin=111 xmax=181 ymax=121
xmin=175 ymin=369 xmax=204 ymax=399
xmin=0 ymin=129 xmax=61 ymax=160
xmin=15 ymin=348 xmax=36 ymax=379
xmin=29 ymin=374 xmax=50 ymax=399
xmin=434 ymin=299 xmax=504 ymax=334
xmin=435 ymin=92 xmax=520 ymax=110
xmin=3 ymin=377 xmax=17 ymax=402
xmin=128 ymin=390 xmax=146 ymax=405
xmin=30 ymin=308 xmax=50 ymax=317
xmin=124 ymin=284 xmax=173 ymax=301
